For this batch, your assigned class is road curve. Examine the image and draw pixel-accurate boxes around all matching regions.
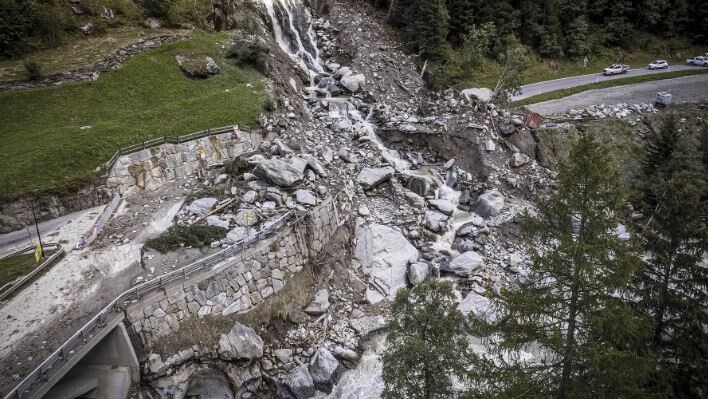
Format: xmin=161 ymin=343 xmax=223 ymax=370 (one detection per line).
xmin=513 ymin=65 xmax=706 ymax=101
xmin=526 ymin=74 xmax=708 ymax=115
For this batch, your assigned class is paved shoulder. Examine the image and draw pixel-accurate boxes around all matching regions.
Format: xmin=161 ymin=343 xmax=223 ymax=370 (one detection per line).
xmin=526 ymin=74 xmax=708 ymax=115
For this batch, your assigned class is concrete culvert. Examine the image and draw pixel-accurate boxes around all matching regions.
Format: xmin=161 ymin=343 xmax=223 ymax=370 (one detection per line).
xmin=185 ymin=368 xmax=235 ymax=399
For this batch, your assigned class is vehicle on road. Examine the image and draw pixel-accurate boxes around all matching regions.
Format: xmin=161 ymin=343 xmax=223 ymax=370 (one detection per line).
xmin=648 ymin=60 xmax=669 ymax=69
xmin=686 ymin=56 xmax=708 ymax=66
xmin=603 ymin=64 xmax=630 ymax=75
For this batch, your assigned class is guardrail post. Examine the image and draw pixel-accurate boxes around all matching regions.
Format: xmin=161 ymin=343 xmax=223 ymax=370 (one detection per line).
xmin=80 ymin=330 xmax=86 ymax=343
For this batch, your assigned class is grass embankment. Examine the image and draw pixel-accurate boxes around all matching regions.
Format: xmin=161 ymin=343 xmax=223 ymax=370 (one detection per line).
xmin=0 ymin=250 xmax=55 ymax=290
xmin=514 ymin=69 xmax=708 ymax=106
xmin=0 ymin=26 xmax=190 ymax=82
xmin=0 ymin=31 xmax=264 ymax=197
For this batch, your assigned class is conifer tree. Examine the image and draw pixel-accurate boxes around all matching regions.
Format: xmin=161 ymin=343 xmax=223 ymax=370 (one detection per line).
xmin=403 ymin=0 xmax=451 ymax=61
xmin=470 ymin=133 xmax=654 ymax=398
xmin=636 ymin=114 xmax=708 ymax=397
xmin=382 ymin=280 xmax=474 ymax=399
xmin=446 ymin=0 xmax=475 ymax=46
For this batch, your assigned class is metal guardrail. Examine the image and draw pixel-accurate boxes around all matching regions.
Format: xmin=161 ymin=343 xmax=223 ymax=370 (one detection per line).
xmin=3 ymin=211 xmax=294 ymax=399
xmin=0 ymin=243 xmax=64 ymax=304
xmin=103 ymin=124 xmax=253 ymax=173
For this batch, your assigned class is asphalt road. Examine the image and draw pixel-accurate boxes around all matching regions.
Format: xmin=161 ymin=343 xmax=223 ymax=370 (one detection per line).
xmin=0 ymin=208 xmax=98 ymax=251
xmin=527 ymin=74 xmax=708 ymax=115
xmin=513 ymin=64 xmax=706 ymax=101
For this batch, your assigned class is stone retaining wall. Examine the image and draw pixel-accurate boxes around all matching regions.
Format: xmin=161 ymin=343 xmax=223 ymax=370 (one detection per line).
xmin=124 ymin=197 xmax=339 ymax=347
xmin=106 ymin=129 xmax=263 ymax=194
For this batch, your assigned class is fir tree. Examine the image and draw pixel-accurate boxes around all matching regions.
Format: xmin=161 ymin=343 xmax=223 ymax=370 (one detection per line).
xmin=471 ymin=133 xmax=654 ymax=398
xmin=446 ymin=0 xmax=475 ymax=46
xmin=403 ymin=0 xmax=451 ymax=61
xmin=382 ymin=280 xmax=474 ymax=399
xmin=636 ymin=114 xmax=708 ymax=397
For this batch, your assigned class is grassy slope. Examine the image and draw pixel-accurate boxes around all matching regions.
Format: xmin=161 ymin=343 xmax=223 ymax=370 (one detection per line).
xmin=0 ymin=32 xmax=264 ymax=197
xmin=0 ymin=251 xmax=55 ymax=290
xmin=515 ymin=69 xmax=708 ymax=106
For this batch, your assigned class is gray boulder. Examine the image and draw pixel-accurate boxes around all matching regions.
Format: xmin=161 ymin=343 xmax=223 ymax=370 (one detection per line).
xmin=253 ymin=157 xmax=307 ymax=187
xmin=445 ymin=251 xmax=484 ymax=277
xmin=242 ymin=190 xmax=257 ymax=204
xmin=471 ymin=190 xmax=504 ymax=218
xmin=428 ymin=199 xmax=455 ymax=216
xmin=357 ymin=166 xmax=394 ymax=190
xmin=235 ymin=209 xmax=259 ymax=226
xmin=206 ymin=215 xmax=229 ymax=229
xmin=224 ymin=226 xmax=248 ymax=244
xmin=284 ymin=366 xmax=315 ymax=399
xmin=341 ymin=74 xmax=366 ymax=92
xmin=334 ymin=66 xmax=352 ymax=80
xmin=349 ymin=315 xmax=387 ymax=336
xmin=511 ymin=152 xmax=530 ymax=167
xmin=294 ymin=189 xmax=317 ymax=206
xmin=424 ymin=210 xmax=448 ymax=233
xmin=407 ymin=262 xmax=430 ymax=285
xmin=309 ymin=347 xmax=342 ymax=393
xmin=175 ymin=55 xmax=220 ymax=79
xmin=218 ymin=322 xmax=263 ymax=361
xmin=461 ymin=87 xmax=493 ymax=103
xmin=187 ymin=197 xmax=218 ymax=215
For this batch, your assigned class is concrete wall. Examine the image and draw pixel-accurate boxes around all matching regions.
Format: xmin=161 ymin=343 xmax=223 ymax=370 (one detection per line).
xmin=124 ymin=197 xmax=340 ymax=347
xmin=106 ymin=129 xmax=263 ymax=194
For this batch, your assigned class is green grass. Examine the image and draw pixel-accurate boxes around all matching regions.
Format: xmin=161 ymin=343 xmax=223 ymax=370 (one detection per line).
xmin=514 ymin=69 xmax=708 ymax=106
xmin=145 ymin=224 xmax=228 ymax=253
xmin=0 ymin=251 xmax=54 ymax=290
xmin=0 ymin=31 xmax=264 ymax=197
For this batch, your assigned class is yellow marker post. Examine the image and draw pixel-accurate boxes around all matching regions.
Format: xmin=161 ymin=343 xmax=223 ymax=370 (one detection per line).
xmin=34 ymin=243 xmax=43 ymax=263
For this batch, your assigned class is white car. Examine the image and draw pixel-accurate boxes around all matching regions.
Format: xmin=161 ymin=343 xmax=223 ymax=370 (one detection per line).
xmin=687 ymin=56 xmax=708 ymax=66
xmin=648 ymin=60 xmax=668 ymax=69
xmin=603 ymin=64 xmax=630 ymax=75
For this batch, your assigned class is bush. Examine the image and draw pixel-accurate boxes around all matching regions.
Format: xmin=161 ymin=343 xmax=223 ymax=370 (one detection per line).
xmin=227 ymin=42 xmax=270 ymax=75
xmin=23 ymin=60 xmax=42 ymax=80
xmin=0 ymin=0 xmax=37 ymax=57
xmin=145 ymin=224 xmax=228 ymax=253
xmin=225 ymin=156 xmax=251 ymax=177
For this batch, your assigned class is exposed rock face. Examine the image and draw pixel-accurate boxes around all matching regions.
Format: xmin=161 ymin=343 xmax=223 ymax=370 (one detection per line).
xmin=445 ymin=251 xmax=484 ymax=276
xmin=357 ymin=166 xmax=394 ymax=190
xmin=176 ymin=55 xmax=221 ymax=78
xmin=283 ymin=366 xmax=315 ymax=399
xmin=218 ymin=322 xmax=264 ymax=361
xmin=471 ymin=190 xmax=505 ymax=218
xmin=253 ymin=157 xmax=307 ymax=187
xmin=355 ymin=223 xmax=418 ymax=302
xmin=309 ymin=347 xmax=342 ymax=393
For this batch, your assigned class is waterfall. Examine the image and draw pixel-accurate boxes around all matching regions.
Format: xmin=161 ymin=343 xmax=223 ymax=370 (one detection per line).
xmin=261 ymin=0 xmax=323 ymax=73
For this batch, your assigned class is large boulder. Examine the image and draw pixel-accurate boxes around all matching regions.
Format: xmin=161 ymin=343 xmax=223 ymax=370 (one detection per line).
xmin=471 ymin=190 xmax=505 ymax=219
xmin=218 ymin=322 xmax=263 ymax=361
xmin=424 ymin=210 xmax=448 ymax=233
xmin=253 ymin=157 xmax=307 ymax=188
xmin=445 ymin=251 xmax=484 ymax=277
xmin=357 ymin=166 xmax=394 ymax=190
xmin=458 ymin=292 xmax=498 ymax=323
xmin=283 ymin=366 xmax=315 ymax=399
xmin=304 ymin=289 xmax=330 ymax=315
xmin=461 ymin=87 xmax=493 ymax=103
xmin=349 ymin=315 xmax=387 ymax=336
xmin=224 ymin=226 xmax=248 ymax=244
xmin=428 ymin=199 xmax=455 ymax=216
xmin=294 ymin=189 xmax=317 ymax=206
xmin=341 ymin=74 xmax=365 ymax=92
xmin=309 ymin=347 xmax=342 ymax=393
xmin=187 ymin=197 xmax=218 ymax=215
xmin=354 ymin=223 xmax=418 ymax=302
xmin=175 ymin=55 xmax=220 ymax=79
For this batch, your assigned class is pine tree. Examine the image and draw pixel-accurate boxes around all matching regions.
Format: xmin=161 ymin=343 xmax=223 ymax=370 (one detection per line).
xmin=382 ymin=280 xmax=474 ymax=399
xmin=470 ymin=133 xmax=654 ymax=398
xmin=636 ymin=114 xmax=708 ymax=397
xmin=403 ymin=0 xmax=451 ymax=61
xmin=446 ymin=0 xmax=475 ymax=46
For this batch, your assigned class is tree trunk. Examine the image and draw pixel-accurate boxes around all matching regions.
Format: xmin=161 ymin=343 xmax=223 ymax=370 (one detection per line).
xmin=559 ymin=280 xmax=579 ymax=399
xmin=652 ymin=240 xmax=675 ymax=347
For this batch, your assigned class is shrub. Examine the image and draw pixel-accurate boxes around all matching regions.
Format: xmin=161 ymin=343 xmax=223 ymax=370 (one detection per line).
xmin=145 ymin=224 xmax=227 ymax=253
xmin=0 ymin=0 xmax=37 ymax=57
xmin=225 ymin=156 xmax=251 ymax=177
xmin=23 ymin=60 xmax=42 ymax=80
xmin=227 ymin=42 xmax=270 ymax=75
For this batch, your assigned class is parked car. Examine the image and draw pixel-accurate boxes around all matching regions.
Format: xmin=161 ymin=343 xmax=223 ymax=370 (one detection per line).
xmin=603 ymin=64 xmax=630 ymax=75
xmin=686 ymin=56 xmax=708 ymax=66
xmin=648 ymin=60 xmax=669 ymax=69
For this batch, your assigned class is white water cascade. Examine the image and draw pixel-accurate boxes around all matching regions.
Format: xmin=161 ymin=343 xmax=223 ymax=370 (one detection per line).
xmin=261 ymin=0 xmax=323 ymax=73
